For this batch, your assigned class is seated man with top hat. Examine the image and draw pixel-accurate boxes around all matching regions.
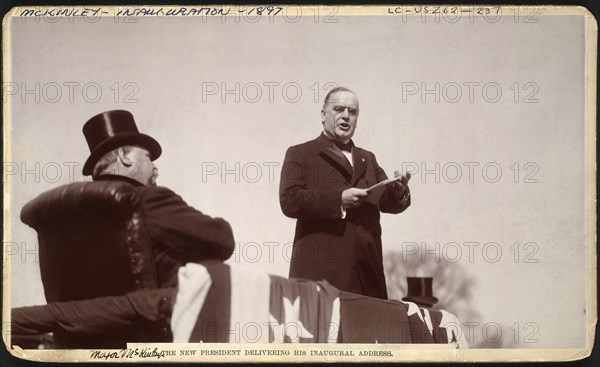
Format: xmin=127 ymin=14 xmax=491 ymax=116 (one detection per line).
xmin=11 ymin=110 xmax=235 ymax=348
xmin=82 ymin=110 xmax=235 ymax=287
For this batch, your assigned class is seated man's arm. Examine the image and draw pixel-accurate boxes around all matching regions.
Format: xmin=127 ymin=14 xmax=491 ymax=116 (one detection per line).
xmin=279 ymin=147 xmax=344 ymax=220
xmin=143 ymin=187 xmax=235 ymax=262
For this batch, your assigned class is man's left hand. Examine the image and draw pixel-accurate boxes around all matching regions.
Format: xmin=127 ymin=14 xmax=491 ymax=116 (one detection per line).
xmin=388 ymin=170 xmax=411 ymax=200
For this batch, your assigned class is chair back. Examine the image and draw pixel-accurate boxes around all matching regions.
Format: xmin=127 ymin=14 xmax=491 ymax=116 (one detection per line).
xmin=20 ymin=180 xmax=165 ymax=348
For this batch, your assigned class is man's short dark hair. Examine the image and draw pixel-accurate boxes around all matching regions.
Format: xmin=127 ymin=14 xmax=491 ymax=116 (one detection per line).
xmin=323 ymin=87 xmax=356 ymax=108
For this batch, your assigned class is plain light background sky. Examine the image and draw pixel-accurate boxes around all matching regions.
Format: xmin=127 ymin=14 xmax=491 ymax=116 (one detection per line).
xmin=5 ymin=8 xmax=594 ymax=349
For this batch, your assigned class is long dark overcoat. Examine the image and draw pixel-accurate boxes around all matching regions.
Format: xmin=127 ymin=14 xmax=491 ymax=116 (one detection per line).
xmin=279 ymin=134 xmax=410 ymax=299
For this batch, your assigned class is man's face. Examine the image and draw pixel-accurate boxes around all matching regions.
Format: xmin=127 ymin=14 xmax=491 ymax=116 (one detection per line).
xmin=125 ymin=147 xmax=157 ymax=186
xmin=321 ymin=91 xmax=359 ymax=142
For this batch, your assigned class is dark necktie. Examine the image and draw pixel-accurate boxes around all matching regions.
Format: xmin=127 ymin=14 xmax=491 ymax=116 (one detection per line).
xmin=333 ymin=140 xmax=354 ymax=152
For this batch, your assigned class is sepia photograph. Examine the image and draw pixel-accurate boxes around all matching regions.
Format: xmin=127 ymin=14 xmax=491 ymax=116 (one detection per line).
xmin=2 ymin=4 xmax=597 ymax=363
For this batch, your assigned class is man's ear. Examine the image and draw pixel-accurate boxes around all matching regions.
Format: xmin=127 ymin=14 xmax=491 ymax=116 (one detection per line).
xmin=321 ymin=109 xmax=325 ymax=123
xmin=117 ymin=147 xmax=133 ymax=167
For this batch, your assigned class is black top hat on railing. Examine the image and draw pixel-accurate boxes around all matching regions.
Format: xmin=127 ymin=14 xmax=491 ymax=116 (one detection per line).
xmin=402 ymin=277 xmax=439 ymax=308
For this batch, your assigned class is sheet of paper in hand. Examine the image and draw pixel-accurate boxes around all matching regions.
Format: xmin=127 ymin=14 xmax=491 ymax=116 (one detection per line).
xmin=365 ymin=176 xmax=404 ymax=192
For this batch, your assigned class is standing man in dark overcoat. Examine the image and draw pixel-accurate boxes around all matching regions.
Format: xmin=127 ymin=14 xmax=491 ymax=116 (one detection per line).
xmin=279 ymin=87 xmax=411 ymax=299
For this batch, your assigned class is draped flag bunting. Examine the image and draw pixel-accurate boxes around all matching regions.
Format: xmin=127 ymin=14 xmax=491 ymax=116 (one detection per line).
xmin=173 ymin=262 xmax=467 ymax=346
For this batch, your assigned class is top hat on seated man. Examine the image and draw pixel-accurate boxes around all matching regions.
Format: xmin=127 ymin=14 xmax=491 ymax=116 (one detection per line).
xmin=402 ymin=277 xmax=439 ymax=308
xmin=82 ymin=110 xmax=162 ymax=175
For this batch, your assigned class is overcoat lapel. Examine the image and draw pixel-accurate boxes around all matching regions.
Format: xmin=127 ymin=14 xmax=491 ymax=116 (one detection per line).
xmin=316 ymin=134 xmax=353 ymax=181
